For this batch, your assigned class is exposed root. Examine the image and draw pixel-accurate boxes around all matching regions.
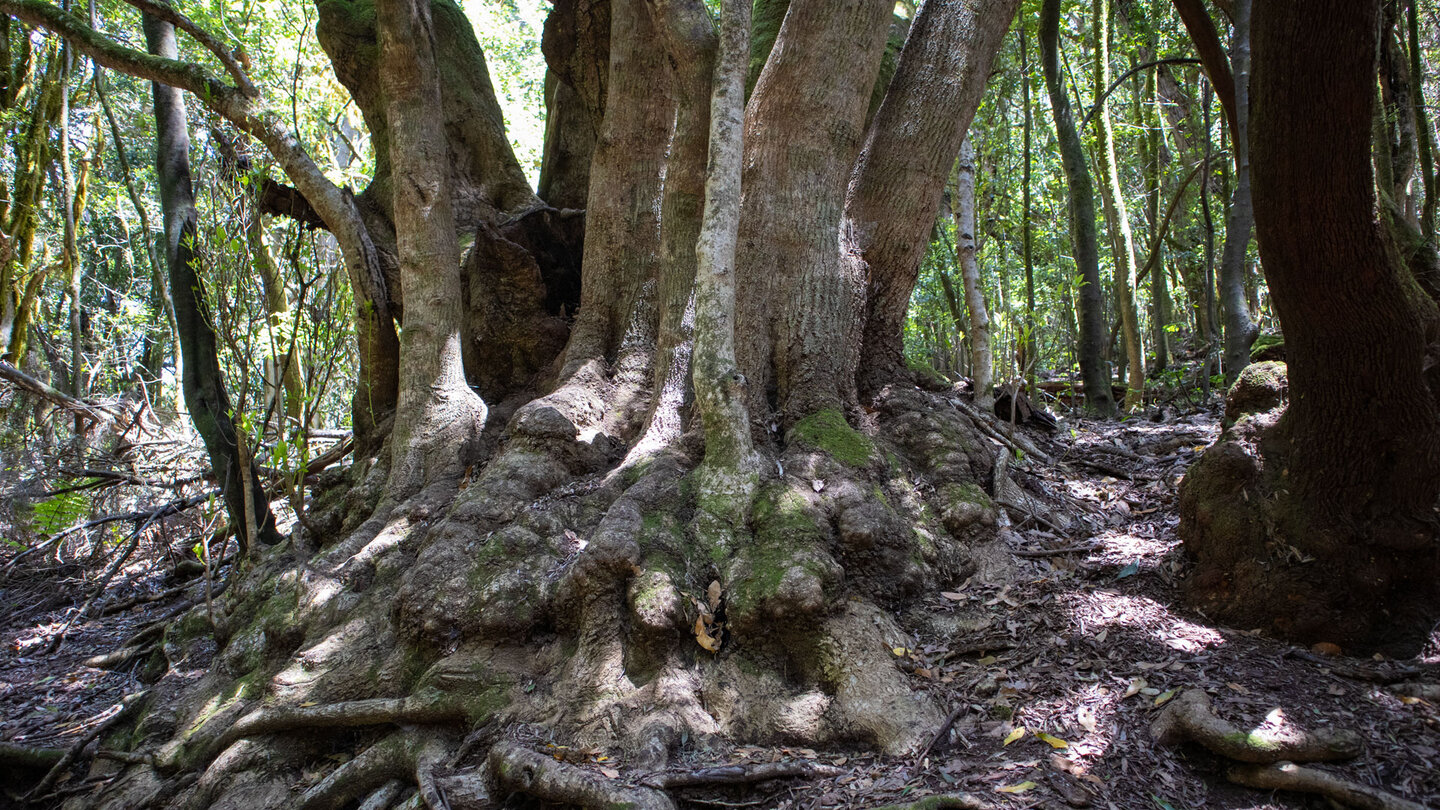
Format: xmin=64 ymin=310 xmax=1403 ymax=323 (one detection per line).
xmin=22 ymin=690 xmax=147 ymax=801
xmin=356 ymin=779 xmax=408 ymax=810
xmin=489 ymin=739 xmax=676 ymax=810
xmin=1151 ymin=688 xmax=1363 ymax=763
xmin=297 ymin=731 xmax=454 ymax=810
xmin=1387 ymin=682 xmax=1440 ymax=701
xmin=216 ymin=694 xmax=462 ymax=756
xmin=639 ymin=760 xmax=843 ymax=789
xmin=1227 ymin=762 xmax=1428 ymax=810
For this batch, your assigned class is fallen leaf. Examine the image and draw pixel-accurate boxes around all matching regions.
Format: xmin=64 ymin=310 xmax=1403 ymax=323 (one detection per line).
xmin=940 ymin=591 xmax=966 ymax=601
xmin=1077 ymin=706 xmax=1098 ymax=732
xmin=1226 ymin=682 xmax=1250 ymax=694
xmin=707 ymin=580 xmax=722 ymax=612
xmin=811 ymin=479 xmax=825 ymax=492
xmin=1114 ymin=561 xmax=1141 ymax=580
xmin=996 ymin=781 xmax=1037 ymax=793
xmin=1310 ymin=642 xmax=1342 ymax=656
xmin=1036 ymin=731 xmax=1069 ymax=749
xmin=598 ymin=766 xmax=620 ymax=779
xmin=695 ymin=616 xmax=721 ymax=652
xmin=1153 ymin=689 xmax=1177 ymax=707
xmin=299 ymin=701 xmax=318 ymax=707
xmin=893 ymin=647 xmax=910 ymax=657
xmin=1003 ymin=726 xmax=1027 ymax=746
xmin=1123 ymin=678 xmax=1147 ymax=699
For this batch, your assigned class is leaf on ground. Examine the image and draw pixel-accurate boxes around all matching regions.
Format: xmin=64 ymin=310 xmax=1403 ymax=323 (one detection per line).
xmin=1003 ymin=726 xmax=1027 ymax=746
xmin=1114 ymin=561 xmax=1141 ymax=580
xmin=1123 ymin=677 xmax=1147 ymax=699
xmin=695 ymin=616 xmax=720 ymax=652
xmin=996 ymin=781 xmax=1037 ymax=793
xmin=940 ymin=591 xmax=966 ymax=601
xmin=1077 ymin=706 xmax=1099 ymax=732
xmin=1153 ymin=689 xmax=1177 ymax=706
xmin=893 ymin=647 xmax=910 ymax=657
xmin=598 ymin=766 xmax=620 ymax=779
xmin=1036 ymin=731 xmax=1069 ymax=749
xmin=706 ymin=580 xmax=722 ymax=612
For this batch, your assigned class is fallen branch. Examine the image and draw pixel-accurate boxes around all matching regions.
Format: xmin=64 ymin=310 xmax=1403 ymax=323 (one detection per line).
xmin=490 ymin=740 xmax=675 ymax=810
xmin=1151 ymin=689 xmax=1362 ymax=763
xmin=641 ymin=760 xmax=843 ymax=789
xmin=1009 ymin=544 xmax=1099 ymax=558
xmin=23 ymin=690 xmax=148 ymax=801
xmin=0 ymin=360 xmax=119 ymax=423
xmin=952 ymin=398 xmax=1054 ymax=465
xmin=1228 ymin=762 xmax=1427 ymax=810
xmin=1281 ymin=649 xmax=1433 ymax=684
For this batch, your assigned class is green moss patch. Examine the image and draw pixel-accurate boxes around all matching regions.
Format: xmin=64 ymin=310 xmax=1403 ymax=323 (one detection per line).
xmin=790 ymin=409 xmax=874 ymax=467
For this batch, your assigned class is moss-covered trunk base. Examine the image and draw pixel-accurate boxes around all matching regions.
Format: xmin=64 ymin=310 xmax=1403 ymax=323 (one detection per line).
xmin=1178 ymin=362 xmax=1440 ymax=656
xmin=63 ymin=383 xmax=1027 ymax=810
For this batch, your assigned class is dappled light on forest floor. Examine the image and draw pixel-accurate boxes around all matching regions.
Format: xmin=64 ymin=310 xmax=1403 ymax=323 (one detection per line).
xmin=3 ymin=406 xmax=1437 ymax=809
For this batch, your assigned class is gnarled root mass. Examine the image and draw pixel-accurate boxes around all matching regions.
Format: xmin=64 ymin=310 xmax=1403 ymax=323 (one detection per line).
xmin=54 ymin=383 xmax=1035 ymax=810
xmin=1152 ymin=688 xmax=1422 ymax=810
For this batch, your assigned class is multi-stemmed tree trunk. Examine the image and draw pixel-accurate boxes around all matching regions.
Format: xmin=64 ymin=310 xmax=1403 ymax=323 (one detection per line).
xmin=1180 ymin=0 xmax=1440 ymax=653
xmin=1092 ymin=0 xmax=1143 ymax=410
xmin=10 ymin=1 xmax=1050 ymax=805
xmin=144 ymin=15 xmax=279 ymax=550
xmin=1041 ymin=0 xmax=1116 ymax=416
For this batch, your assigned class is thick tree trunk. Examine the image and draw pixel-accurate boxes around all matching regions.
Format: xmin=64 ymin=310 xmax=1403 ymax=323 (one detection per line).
xmin=144 ymin=15 xmax=280 ymax=549
xmin=1092 ymin=0 xmax=1144 ymax=410
xmin=1145 ymin=65 xmax=1171 ymax=371
xmin=953 ymin=138 xmax=993 ymax=409
xmin=848 ymin=0 xmax=1019 ymax=397
xmin=1040 ymin=0 xmax=1115 ymax=417
xmin=735 ymin=0 xmax=891 ymax=426
xmin=1020 ymin=25 xmax=1037 ymax=390
xmin=1181 ymin=0 xmax=1440 ymax=653
xmin=374 ymin=0 xmax=487 ymax=500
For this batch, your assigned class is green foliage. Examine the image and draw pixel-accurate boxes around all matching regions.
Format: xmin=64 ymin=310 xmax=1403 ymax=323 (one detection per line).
xmin=28 ymin=482 xmax=95 ymax=537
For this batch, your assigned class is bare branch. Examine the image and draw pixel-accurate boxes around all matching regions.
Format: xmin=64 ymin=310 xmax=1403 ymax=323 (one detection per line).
xmin=118 ymin=0 xmax=258 ymax=96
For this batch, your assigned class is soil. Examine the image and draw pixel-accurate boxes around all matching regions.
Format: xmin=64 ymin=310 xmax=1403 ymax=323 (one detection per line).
xmin=3 ymin=405 xmax=1438 ymax=810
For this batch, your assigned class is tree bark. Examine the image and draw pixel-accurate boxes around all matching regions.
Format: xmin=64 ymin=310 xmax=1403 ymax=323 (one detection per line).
xmin=1092 ymin=0 xmax=1144 ymax=410
xmin=735 ymin=0 xmax=891 ymax=426
xmin=848 ymin=0 xmax=1020 ymax=397
xmin=374 ymin=0 xmax=487 ymax=499
xmin=144 ymin=14 xmax=279 ymax=549
xmin=1040 ymin=0 xmax=1115 ymax=416
xmin=1183 ymin=0 xmax=1440 ymax=651
xmin=1216 ymin=0 xmax=1256 ymax=385
xmin=1020 ymin=25 xmax=1037 ymax=390
xmin=952 ymin=138 xmax=993 ymax=409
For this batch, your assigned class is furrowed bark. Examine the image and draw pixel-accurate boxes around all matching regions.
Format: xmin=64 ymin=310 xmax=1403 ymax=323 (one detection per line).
xmin=849 ymin=0 xmax=1019 ymax=397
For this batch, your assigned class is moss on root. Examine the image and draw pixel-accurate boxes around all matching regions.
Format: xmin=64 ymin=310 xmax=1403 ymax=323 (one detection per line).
xmin=790 ymin=409 xmax=874 ymax=467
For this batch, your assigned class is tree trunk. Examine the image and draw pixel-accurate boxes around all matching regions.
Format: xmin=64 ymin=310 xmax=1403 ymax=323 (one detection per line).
xmin=1181 ymin=0 xmax=1440 ymax=653
xmin=1216 ymin=0 xmax=1256 ymax=385
xmin=735 ymin=0 xmax=891 ymax=425
xmin=1145 ymin=63 xmax=1171 ymax=371
xmin=848 ymin=0 xmax=1020 ymax=397
xmin=1092 ymin=0 xmax=1144 ymax=410
xmin=1020 ymin=25 xmax=1037 ymax=390
xmin=374 ymin=0 xmax=487 ymax=500
xmin=1040 ymin=0 xmax=1115 ymax=417
xmin=953 ymin=138 xmax=993 ymax=409
xmin=144 ymin=14 xmax=280 ymax=550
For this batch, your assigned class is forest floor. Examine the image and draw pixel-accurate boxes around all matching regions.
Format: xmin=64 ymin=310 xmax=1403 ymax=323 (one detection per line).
xmin=2 ymin=403 xmax=1438 ymax=810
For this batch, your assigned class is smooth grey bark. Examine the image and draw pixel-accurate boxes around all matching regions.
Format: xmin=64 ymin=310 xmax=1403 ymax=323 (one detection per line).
xmin=848 ymin=0 xmax=1020 ymax=396
xmin=144 ymin=14 xmax=279 ymax=549
xmin=1216 ymin=0 xmax=1256 ymax=384
xmin=690 ymin=0 xmax=758 ymax=548
xmin=1040 ymin=0 xmax=1115 ymax=417
xmin=953 ymin=137 xmax=993 ymax=409
xmin=1020 ymin=25 xmax=1036 ymax=390
xmin=374 ymin=0 xmax=487 ymax=499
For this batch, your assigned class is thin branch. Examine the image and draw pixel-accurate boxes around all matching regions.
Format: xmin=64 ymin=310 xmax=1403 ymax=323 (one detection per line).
xmin=117 ymin=0 xmax=257 ymax=95
xmin=1080 ymin=57 xmax=1200 ymax=130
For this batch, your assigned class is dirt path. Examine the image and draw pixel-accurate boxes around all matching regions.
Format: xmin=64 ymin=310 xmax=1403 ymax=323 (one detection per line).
xmin=2 ymin=408 xmax=1437 ymax=809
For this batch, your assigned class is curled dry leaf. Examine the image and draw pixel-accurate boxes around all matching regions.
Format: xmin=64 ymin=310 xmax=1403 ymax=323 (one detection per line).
xmin=707 ymin=580 xmax=723 ymax=612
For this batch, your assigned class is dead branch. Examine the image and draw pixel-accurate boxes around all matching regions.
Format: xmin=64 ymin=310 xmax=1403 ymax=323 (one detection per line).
xmin=1282 ymin=649 xmax=1433 ymax=684
xmin=1228 ymin=762 xmax=1428 ymax=810
xmin=490 ymin=740 xmax=675 ymax=810
xmin=1009 ymin=544 xmax=1099 ymax=558
xmin=23 ymin=690 xmax=148 ymax=802
xmin=951 ymin=398 xmax=1054 ymax=465
xmin=641 ymin=760 xmax=843 ymax=789
xmin=1151 ymin=689 xmax=1363 ymax=763
xmin=0 ymin=360 xmax=120 ymax=423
